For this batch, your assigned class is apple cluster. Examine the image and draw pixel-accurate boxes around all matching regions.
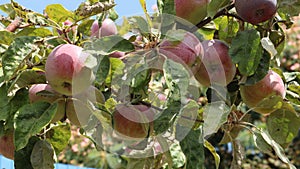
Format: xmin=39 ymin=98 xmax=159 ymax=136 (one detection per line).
xmin=159 ymin=32 xmax=285 ymax=115
xmin=26 ymin=18 xmax=123 ymax=127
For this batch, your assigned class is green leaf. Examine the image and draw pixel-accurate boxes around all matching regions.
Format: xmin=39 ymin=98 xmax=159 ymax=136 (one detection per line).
xmin=46 ymin=123 xmax=71 ymax=155
xmin=106 ymin=57 xmax=125 ymax=85
xmin=14 ymin=136 xmax=40 ymax=169
xmin=163 ymin=29 xmax=187 ymax=43
xmin=85 ymin=35 xmax=135 ymax=55
xmin=30 ymin=140 xmax=55 ymax=169
xmin=198 ymin=27 xmax=215 ymax=40
xmin=78 ymin=19 xmax=94 ymax=36
xmin=229 ymin=29 xmax=263 ymax=76
xmin=14 ymin=102 xmax=57 ymax=151
xmin=244 ymin=50 xmax=270 ymax=85
xmin=176 ymin=100 xmax=200 ymax=129
xmin=160 ymin=0 xmax=175 ymax=15
xmin=204 ymin=140 xmax=220 ymax=169
xmin=8 ymin=69 xmax=46 ymax=97
xmin=207 ymin=0 xmax=231 ymax=17
xmin=278 ymin=0 xmax=300 ymax=17
xmin=253 ymin=131 xmax=273 ymax=155
xmin=180 ymin=128 xmax=205 ymax=169
xmin=5 ymin=88 xmax=29 ymax=130
xmin=259 ymin=130 xmax=297 ymax=169
xmin=203 ymin=101 xmax=230 ymax=137
xmin=44 ymin=4 xmax=74 ymax=23
xmin=163 ymin=59 xmax=190 ymax=101
xmin=0 ymin=84 xmax=9 ymax=108
xmin=0 ymin=84 xmax=10 ymax=121
xmin=0 ymin=3 xmax=15 ymax=18
xmin=128 ymin=16 xmax=150 ymax=35
xmin=158 ymin=0 xmax=176 ymax=36
xmin=0 ymin=30 xmax=15 ymax=45
xmin=16 ymin=28 xmax=53 ymax=37
xmin=26 ymin=12 xmax=49 ymax=26
xmin=214 ymin=16 xmax=239 ymax=43
xmin=95 ymin=55 xmax=110 ymax=86
xmin=168 ymin=142 xmax=186 ymax=168
xmin=2 ymin=36 xmax=41 ymax=81
xmin=154 ymin=101 xmax=181 ymax=134
xmin=267 ymin=107 xmax=300 ymax=148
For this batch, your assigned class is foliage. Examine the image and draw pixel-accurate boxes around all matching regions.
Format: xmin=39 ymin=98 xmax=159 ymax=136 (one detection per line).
xmin=0 ymin=0 xmax=299 ymax=169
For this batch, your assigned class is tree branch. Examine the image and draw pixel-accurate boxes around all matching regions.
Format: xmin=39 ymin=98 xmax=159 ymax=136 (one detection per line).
xmin=5 ymin=17 xmax=22 ymax=32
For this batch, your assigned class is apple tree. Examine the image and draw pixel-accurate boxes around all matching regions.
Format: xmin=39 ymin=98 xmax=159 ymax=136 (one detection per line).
xmin=0 ymin=0 xmax=300 ymax=168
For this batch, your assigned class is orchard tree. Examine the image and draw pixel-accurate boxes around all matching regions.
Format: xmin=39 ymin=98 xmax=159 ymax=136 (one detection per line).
xmin=0 ymin=0 xmax=300 ymax=169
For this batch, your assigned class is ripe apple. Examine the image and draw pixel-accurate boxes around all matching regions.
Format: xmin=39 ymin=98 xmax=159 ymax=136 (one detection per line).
xmin=29 ymin=84 xmax=65 ymax=123
xmin=91 ymin=18 xmax=118 ymax=38
xmin=235 ymin=0 xmax=277 ymax=25
xmin=175 ymin=0 xmax=209 ymax=25
xmin=0 ymin=132 xmax=15 ymax=160
xmin=112 ymin=104 xmax=156 ymax=140
xmin=194 ymin=39 xmax=236 ymax=86
xmin=240 ymin=70 xmax=286 ymax=114
xmin=45 ymin=44 xmax=94 ymax=96
xmin=66 ymin=86 xmax=105 ymax=126
xmin=159 ymin=31 xmax=203 ymax=66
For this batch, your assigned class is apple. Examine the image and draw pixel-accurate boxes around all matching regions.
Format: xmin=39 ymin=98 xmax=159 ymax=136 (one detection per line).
xmin=29 ymin=84 xmax=59 ymax=103
xmin=240 ymin=70 xmax=286 ymax=114
xmin=66 ymin=86 xmax=105 ymax=126
xmin=235 ymin=0 xmax=277 ymax=25
xmin=0 ymin=132 xmax=15 ymax=160
xmin=194 ymin=39 xmax=236 ymax=86
xmin=29 ymin=84 xmax=65 ymax=123
xmin=45 ymin=44 xmax=94 ymax=96
xmin=159 ymin=31 xmax=203 ymax=66
xmin=112 ymin=104 xmax=156 ymax=140
xmin=175 ymin=0 xmax=209 ymax=25
xmin=91 ymin=18 xmax=118 ymax=38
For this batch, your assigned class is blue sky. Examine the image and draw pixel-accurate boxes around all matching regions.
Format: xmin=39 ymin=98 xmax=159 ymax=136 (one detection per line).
xmin=0 ymin=0 xmax=156 ymax=17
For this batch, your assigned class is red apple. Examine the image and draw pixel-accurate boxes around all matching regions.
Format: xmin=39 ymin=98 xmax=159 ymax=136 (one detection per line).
xmin=240 ymin=70 xmax=286 ymax=114
xmin=175 ymin=0 xmax=209 ymax=25
xmin=0 ymin=132 xmax=15 ymax=160
xmin=45 ymin=44 xmax=94 ymax=96
xmin=29 ymin=84 xmax=65 ymax=123
xmin=194 ymin=39 xmax=236 ymax=86
xmin=159 ymin=31 xmax=203 ymax=66
xmin=91 ymin=18 xmax=117 ymax=38
xmin=112 ymin=104 xmax=156 ymax=140
xmin=235 ymin=0 xmax=277 ymax=25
